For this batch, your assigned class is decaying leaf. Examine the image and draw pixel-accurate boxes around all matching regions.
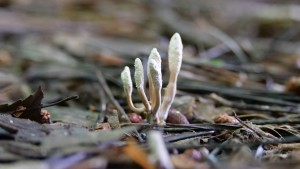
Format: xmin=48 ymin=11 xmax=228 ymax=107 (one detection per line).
xmin=0 ymin=87 xmax=79 ymax=124
xmin=214 ymin=113 xmax=238 ymax=124
xmin=0 ymin=86 xmax=44 ymax=123
xmin=122 ymin=138 xmax=155 ymax=169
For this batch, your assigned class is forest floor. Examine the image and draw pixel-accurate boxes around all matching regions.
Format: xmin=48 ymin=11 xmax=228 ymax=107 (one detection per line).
xmin=1 ymin=0 xmax=300 ymax=169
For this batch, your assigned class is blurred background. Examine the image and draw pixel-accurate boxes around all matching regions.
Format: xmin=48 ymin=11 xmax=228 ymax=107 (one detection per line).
xmin=1 ymin=0 xmax=300 ymax=107
xmin=2 ymin=1 xmax=300 ymax=168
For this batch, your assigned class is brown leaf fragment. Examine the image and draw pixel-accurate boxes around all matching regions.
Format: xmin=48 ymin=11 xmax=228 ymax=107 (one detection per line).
xmin=12 ymin=106 xmax=26 ymax=117
xmin=213 ymin=113 xmax=238 ymax=124
xmin=0 ymin=86 xmax=44 ymax=123
xmin=0 ymin=88 xmax=78 ymax=124
xmin=123 ymin=138 xmax=155 ymax=169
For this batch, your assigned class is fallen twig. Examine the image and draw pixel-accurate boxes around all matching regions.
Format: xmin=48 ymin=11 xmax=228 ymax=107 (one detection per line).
xmin=96 ymin=71 xmax=143 ymax=142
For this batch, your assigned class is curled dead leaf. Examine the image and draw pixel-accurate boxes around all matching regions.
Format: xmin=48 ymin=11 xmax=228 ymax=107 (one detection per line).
xmin=214 ymin=113 xmax=238 ymax=124
xmin=0 ymin=86 xmax=44 ymax=123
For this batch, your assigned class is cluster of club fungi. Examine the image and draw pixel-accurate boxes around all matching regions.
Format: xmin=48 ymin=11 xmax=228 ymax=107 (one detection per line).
xmin=121 ymin=33 xmax=183 ymax=125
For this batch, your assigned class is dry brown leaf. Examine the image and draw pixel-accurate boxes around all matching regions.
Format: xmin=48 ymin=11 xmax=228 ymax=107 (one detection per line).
xmin=0 ymin=86 xmax=44 ymax=123
xmin=122 ymin=138 xmax=155 ymax=169
xmin=214 ymin=113 xmax=238 ymax=124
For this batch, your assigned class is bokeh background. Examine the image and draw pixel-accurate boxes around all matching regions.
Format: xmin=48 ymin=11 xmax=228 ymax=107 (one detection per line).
xmin=2 ymin=1 xmax=300 ymax=168
xmin=1 ymin=0 xmax=300 ymax=109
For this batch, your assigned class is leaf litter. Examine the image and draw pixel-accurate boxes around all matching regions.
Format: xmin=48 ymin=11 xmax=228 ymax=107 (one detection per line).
xmin=2 ymin=0 xmax=300 ymax=169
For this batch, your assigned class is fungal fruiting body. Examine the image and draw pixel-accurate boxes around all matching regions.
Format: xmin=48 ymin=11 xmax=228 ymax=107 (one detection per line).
xmin=157 ymin=33 xmax=183 ymax=125
xmin=147 ymin=48 xmax=162 ymax=112
xmin=121 ymin=33 xmax=183 ymax=124
xmin=121 ymin=66 xmax=144 ymax=113
xmin=134 ymin=58 xmax=151 ymax=112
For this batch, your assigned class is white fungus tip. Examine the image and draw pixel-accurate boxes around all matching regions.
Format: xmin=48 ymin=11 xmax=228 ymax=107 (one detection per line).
xmin=149 ymin=48 xmax=161 ymax=65
xmin=121 ymin=66 xmax=133 ymax=91
xmin=147 ymin=48 xmax=161 ymax=78
xmin=134 ymin=58 xmax=144 ymax=88
xmin=149 ymin=60 xmax=162 ymax=89
xmin=168 ymin=33 xmax=183 ymax=73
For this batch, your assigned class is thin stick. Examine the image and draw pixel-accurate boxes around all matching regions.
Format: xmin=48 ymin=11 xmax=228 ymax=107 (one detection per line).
xmin=96 ymin=71 xmax=143 ymax=142
xmin=96 ymin=84 xmax=106 ymax=123
xmin=165 ymin=135 xmax=300 ymax=152
xmin=96 ymin=71 xmax=130 ymax=122
xmin=8 ymin=95 xmax=79 ymax=114
xmin=164 ymin=131 xmax=214 ymax=142
xmin=232 ymin=111 xmax=263 ymax=138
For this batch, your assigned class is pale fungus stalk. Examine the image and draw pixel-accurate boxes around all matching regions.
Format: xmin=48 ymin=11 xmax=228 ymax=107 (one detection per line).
xmin=147 ymin=48 xmax=162 ymax=109
xmin=157 ymin=33 xmax=183 ymax=124
xmin=149 ymin=60 xmax=162 ymax=119
xmin=121 ymin=66 xmax=145 ymax=113
xmin=148 ymin=49 xmax=162 ymax=116
xmin=134 ymin=58 xmax=151 ymax=113
xmin=120 ymin=33 xmax=183 ymax=125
